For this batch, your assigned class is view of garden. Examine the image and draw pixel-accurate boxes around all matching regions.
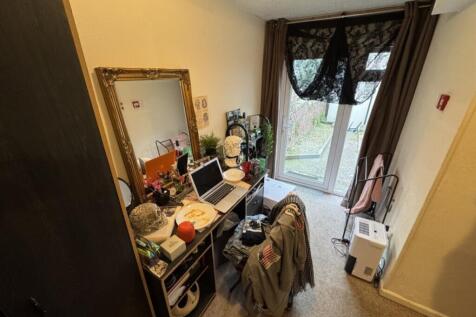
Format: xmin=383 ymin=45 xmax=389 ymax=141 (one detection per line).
xmin=280 ymin=58 xmax=380 ymax=195
xmin=283 ymin=89 xmax=367 ymax=195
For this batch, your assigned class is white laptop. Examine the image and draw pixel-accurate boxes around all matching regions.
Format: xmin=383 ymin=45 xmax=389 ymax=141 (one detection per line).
xmin=189 ymin=158 xmax=247 ymax=213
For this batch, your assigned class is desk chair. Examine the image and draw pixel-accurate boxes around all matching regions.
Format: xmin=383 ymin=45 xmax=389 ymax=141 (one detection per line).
xmin=224 ymin=194 xmax=314 ymax=313
xmin=224 ymin=214 xmax=267 ymax=296
xmin=155 ymin=139 xmax=174 ymax=156
xmin=224 ymin=216 xmax=295 ymax=311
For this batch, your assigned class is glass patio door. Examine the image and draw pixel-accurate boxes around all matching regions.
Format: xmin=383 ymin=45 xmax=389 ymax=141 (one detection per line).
xmin=276 ymin=78 xmax=378 ymax=195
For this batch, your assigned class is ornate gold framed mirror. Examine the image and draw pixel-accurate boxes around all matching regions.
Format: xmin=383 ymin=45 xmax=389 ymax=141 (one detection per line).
xmin=95 ymin=67 xmax=200 ymax=202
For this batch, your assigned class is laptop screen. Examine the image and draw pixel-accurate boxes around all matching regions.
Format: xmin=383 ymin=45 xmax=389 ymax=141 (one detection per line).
xmin=177 ymin=153 xmax=188 ymax=176
xmin=191 ymin=159 xmax=223 ymax=196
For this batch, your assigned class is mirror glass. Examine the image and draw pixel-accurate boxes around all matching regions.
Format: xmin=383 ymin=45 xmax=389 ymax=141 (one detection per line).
xmin=96 ymin=67 xmax=200 ymax=202
xmin=114 ymin=79 xmax=192 ymax=160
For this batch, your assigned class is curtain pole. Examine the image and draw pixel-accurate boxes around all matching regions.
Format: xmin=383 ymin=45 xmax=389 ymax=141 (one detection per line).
xmin=287 ymin=3 xmax=432 ymax=24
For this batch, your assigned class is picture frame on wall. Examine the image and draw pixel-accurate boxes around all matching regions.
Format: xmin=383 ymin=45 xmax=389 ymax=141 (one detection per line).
xmin=193 ymin=96 xmax=209 ymax=129
xmin=225 ymin=108 xmax=241 ymax=127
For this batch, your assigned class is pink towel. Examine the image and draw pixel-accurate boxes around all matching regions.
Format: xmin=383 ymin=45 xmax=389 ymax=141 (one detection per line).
xmin=349 ymin=154 xmax=384 ymax=214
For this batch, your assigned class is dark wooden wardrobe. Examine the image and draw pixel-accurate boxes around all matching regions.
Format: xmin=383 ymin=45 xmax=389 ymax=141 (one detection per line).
xmin=0 ymin=1 xmax=152 ymax=316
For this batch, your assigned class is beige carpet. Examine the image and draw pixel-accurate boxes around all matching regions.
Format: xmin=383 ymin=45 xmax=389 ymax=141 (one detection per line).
xmin=203 ymin=185 xmax=422 ymax=317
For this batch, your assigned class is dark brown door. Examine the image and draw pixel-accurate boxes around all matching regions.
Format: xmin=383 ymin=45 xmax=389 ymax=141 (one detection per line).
xmin=0 ymin=1 xmax=151 ymax=316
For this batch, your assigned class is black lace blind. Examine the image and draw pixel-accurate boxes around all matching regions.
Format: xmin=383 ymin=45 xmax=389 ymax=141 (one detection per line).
xmin=286 ymin=12 xmax=404 ymax=105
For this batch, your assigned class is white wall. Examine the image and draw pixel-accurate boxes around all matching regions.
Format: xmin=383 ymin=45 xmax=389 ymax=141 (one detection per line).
xmin=115 ymin=79 xmax=187 ymax=159
xmin=384 ymin=2 xmax=476 ymax=267
xmin=382 ymin=97 xmax=476 ymax=317
xmin=382 ymin=3 xmax=476 ymax=315
xmin=432 ymin=0 xmax=475 ymax=14
xmin=68 ymin=0 xmax=265 ymax=179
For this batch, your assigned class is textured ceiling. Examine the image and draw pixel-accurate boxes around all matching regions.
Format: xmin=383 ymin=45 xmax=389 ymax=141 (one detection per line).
xmin=233 ymin=0 xmax=408 ymax=20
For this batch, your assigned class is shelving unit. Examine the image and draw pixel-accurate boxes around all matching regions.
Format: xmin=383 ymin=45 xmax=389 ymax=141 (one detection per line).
xmin=145 ymin=235 xmax=216 ymax=317
xmin=144 ymin=171 xmax=266 ymax=317
xmin=170 ymin=265 xmax=209 ymax=309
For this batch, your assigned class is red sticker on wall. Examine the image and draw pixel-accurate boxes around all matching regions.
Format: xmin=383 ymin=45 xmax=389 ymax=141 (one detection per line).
xmin=436 ymin=94 xmax=450 ymax=111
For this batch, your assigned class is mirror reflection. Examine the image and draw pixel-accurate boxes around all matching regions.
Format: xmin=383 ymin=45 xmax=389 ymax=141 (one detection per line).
xmin=96 ymin=67 xmax=200 ymax=203
xmin=115 ymin=79 xmax=192 ymax=161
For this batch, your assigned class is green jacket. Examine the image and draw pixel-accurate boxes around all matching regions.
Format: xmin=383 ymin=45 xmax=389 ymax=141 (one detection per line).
xmin=242 ymin=203 xmax=308 ymax=316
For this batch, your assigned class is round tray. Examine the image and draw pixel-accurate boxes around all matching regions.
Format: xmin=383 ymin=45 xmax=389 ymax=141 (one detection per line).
xmin=175 ymin=203 xmax=217 ymax=230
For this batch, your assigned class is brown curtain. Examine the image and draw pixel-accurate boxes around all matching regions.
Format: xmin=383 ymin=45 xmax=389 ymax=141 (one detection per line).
xmin=260 ymin=19 xmax=288 ymax=176
xmin=342 ymin=1 xmax=439 ymax=208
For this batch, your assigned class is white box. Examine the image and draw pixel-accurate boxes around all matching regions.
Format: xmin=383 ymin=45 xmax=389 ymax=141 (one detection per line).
xmin=345 ymin=217 xmax=388 ymax=282
xmin=263 ymin=177 xmax=296 ymax=209
xmin=160 ymin=235 xmax=186 ymax=261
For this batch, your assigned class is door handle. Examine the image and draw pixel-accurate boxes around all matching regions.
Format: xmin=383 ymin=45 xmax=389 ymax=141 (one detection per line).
xmin=29 ymin=297 xmax=47 ymax=316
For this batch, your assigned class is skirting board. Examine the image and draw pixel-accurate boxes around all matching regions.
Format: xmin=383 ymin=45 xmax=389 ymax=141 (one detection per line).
xmin=379 ymin=286 xmax=448 ymax=317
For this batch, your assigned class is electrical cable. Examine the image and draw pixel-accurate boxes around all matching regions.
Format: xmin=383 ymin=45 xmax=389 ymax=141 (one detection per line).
xmin=373 ymin=257 xmax=386 ymax=288
xmin=331 ymin=237 xmax=349 ymax=257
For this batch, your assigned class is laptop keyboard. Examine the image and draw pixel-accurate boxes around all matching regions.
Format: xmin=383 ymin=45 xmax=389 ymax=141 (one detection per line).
xmin=205 ymin=183 xmax=235 ymax=205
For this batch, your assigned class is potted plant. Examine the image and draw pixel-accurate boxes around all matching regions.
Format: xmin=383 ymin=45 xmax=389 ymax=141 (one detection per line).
xmin=260 ymin=121 xmax=274 ymax=171
xmin=200 ymin=132 xmax=220 ymax=157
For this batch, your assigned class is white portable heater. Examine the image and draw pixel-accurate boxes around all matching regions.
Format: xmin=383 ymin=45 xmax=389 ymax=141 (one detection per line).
xmin=345 ymin=217 xmax=388 ymax=282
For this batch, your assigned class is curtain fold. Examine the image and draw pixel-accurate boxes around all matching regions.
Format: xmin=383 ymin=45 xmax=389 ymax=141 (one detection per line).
xmin=342 ymin=1 xmax=439 ymax=208
xmin=260 ymin=19 xmax=288 ymax=176
xmin=286 ymin=13 xmax=403 ymax=105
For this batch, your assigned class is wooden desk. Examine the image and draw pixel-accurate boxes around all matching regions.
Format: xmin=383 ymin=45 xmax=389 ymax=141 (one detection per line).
xmin=144 ymin=171 xmax=266 ymax=317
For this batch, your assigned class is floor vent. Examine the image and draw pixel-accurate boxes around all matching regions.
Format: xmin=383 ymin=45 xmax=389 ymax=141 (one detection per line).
xmin=364 ymin=266 xmax=373 ymax=276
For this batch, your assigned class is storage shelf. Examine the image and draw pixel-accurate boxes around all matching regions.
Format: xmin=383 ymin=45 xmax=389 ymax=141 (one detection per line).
xmin=170 ymin=265 xmax=210 ymax=310
xmin=190 ymin=288 xmax=215 ymax=317
xmin=143 ymin=171 xmax=267 ymax=317
xmin=166 ymin=244 xmax=212 ymax=293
